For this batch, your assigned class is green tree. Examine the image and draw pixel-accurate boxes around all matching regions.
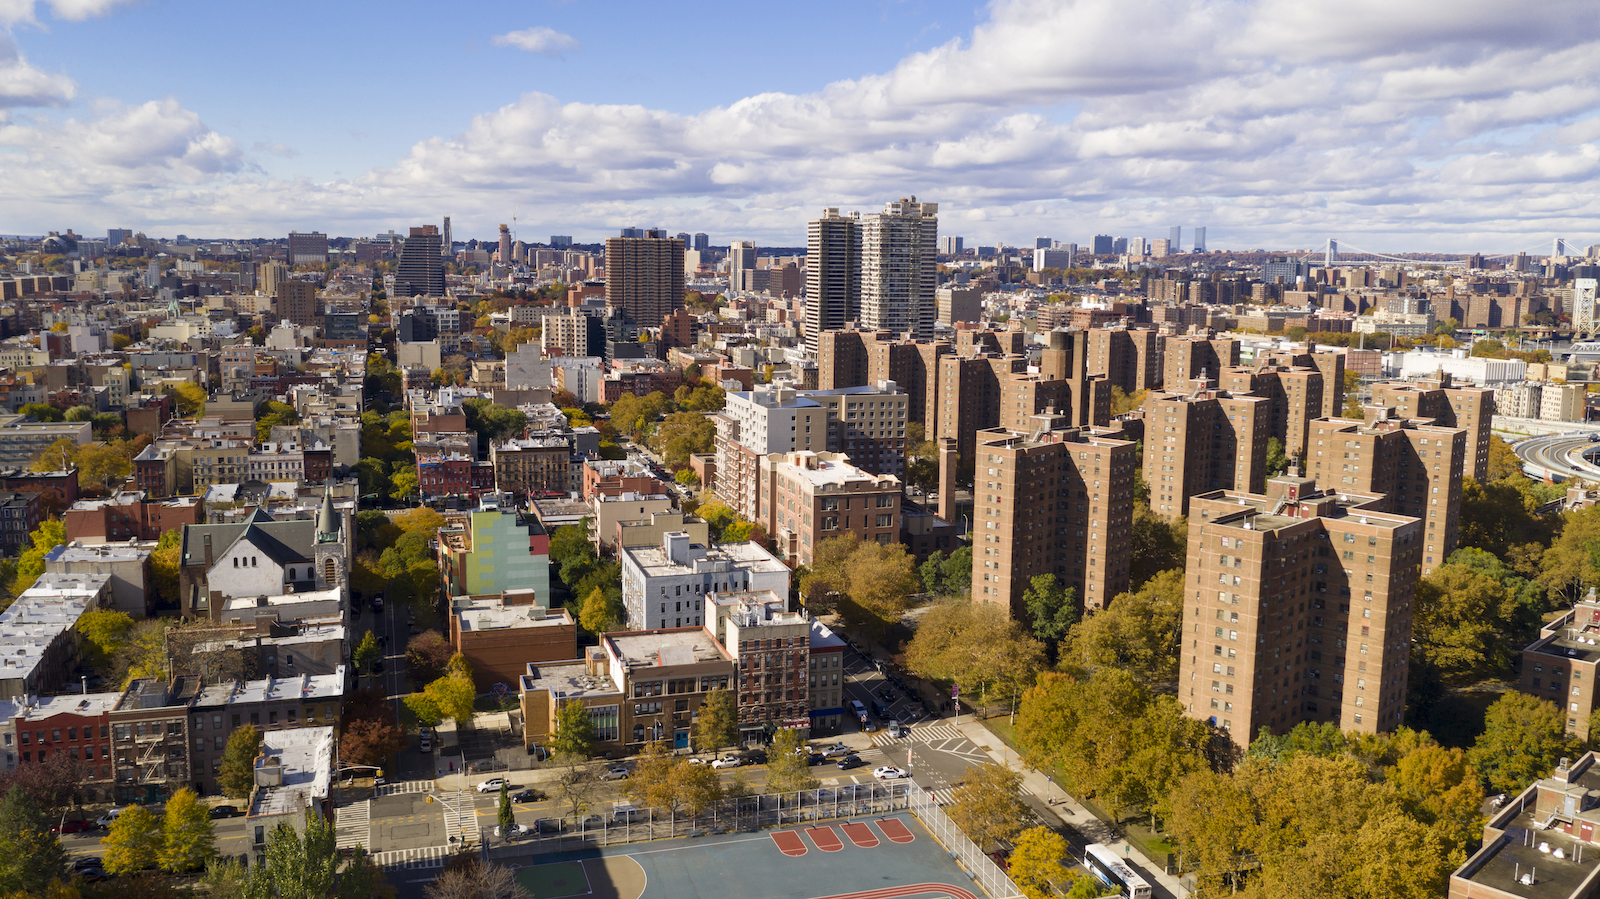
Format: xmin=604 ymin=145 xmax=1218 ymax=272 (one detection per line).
xmin=423 ymin=669 xmax=477 ymax=724
xmin=947 ymin=763 xmax=1030 ymax=851
xmin=1129 ymin=505 xmax=1185 ymax=590
xmin=1265 ymin=436 xmax=1290 ymax=476
xmin=1021 ymin=574 xmax=1077 ymax=647
xmin=1486 ymin=435 xmax=1522 ymax=482
xmin=549 ymin=699 xmax=597 ymax=762
xmin=549 ymin=520 xmax=598 ymax=586
xmin=9 ymin=517 xmax=64 ymax=597
xmin=1469 ymin=692 xmax=1577 ymax=795
xmin=919 ymin=550 xmax=947 ymax=595
xmin=692 ymin=689 xmax=737 ymax=755
xmin=354 ymin=631 xmax=381 ymax=673
xmin=254 ymin=400 xmax=300 ymax=444
xmin=75 ymin=609 xmax=135 ymax=672
xmin=239 ymin=810 xmax=346 ymax=899
xmin=1413 ymin=560 xmax=1524 ymax=677
xmin=218 ymin=725 xmax=263 ymax=799
xmin=942 ymin=545 xmax=972 ymax=595
xmin=0 ymin=784 xmax=66 ymax=895
xmin=1063 ymin=568 xmax=1184 ymax=686
xmin=404 ymin=692 xmax=443 ymax=728
xmin=904 ymin=598 xmax=1045 ymax=714
xmin=839 ymin=540 xmax=922 ymax=638
xmin=172 ymin=382 xmax=207 ymax=418
xmin=159 ymin=787 xmax=215 ymax=873
xmin=497 ymin=781 xmax=515 ymax=838
xmin=388 ymin=465 xmax=419 ymax=502
xmin=1008 ymin=826 xmax=1070 ymax=899
xmin=101 ymin=803 xmax=161 ymax=874
xmin=766 ymin=728 xmax=820 ymax=793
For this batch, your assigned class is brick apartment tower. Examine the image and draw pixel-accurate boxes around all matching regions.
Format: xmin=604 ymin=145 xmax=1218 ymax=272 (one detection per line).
xmin=605 ymin=232 xmax=685 ymax=329
xmin=1163 ymin=332 xmax=1240 ymax=389
xmin=972 ymin=416 xmax=1136 ymax=616
xmin=1181 ymin=473 xmax=1423 ymax=750
xmin=1144 ymin=379 xmax=1270 ymax=518
xmin=1085 ymin=327 xmax=1161 ymax=395
xmin=1371 ymin=375 xmax=1494 ymax=483
xmin=274 ymin=281 xmax=318 ymax=328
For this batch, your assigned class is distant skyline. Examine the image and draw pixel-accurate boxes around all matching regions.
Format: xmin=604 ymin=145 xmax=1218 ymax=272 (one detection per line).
xmin=5 ymin=0 xmax=1600 ymax=253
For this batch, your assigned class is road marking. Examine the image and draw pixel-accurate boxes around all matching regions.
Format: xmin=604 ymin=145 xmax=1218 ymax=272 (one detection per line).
xmin=376 ymin=780 xmax=435 ymax=797
xmin=335 ymin=799 xmax=370 ymax=850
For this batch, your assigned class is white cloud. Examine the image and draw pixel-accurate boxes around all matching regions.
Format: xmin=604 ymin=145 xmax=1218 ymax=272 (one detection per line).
xmin=0 ymin=32 xmax=74 ymax=108
xmin=18 ymin=0 xmax=1600 ymax=249
xmin=0 ymin=0 xmax=137 ymax=26
xmin=490 ymin=26 xmax=579 ymax=57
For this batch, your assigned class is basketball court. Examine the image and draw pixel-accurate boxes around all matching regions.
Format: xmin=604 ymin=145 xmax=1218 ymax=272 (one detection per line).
xmin=509 ymin=813 xmax=983 ymax=899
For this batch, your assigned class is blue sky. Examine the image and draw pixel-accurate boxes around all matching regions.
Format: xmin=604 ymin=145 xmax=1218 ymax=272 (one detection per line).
xmin=6 ymin=0 xmax=1600 ymax=251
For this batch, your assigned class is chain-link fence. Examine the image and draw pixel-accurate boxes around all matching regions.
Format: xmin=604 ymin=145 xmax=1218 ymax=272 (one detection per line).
xmin=905 ymin=779 xmax=1024 ymax=899
xmin=485 ymin=779 xmax=1024 ymax=899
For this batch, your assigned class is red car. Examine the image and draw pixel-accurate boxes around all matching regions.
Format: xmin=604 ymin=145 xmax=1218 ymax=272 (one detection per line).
xmin=989 ymin=849 xmax=1010 ymax=871
xmin=51 ymin=820 xmax=90 ymax=835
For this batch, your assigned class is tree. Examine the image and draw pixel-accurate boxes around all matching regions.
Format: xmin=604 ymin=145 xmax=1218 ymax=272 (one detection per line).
xmin=159 ymin=787 xmax=214 ymax=873
xmin=171 ymin=382 xmax=206 ymax=418
xmin=942 ymin=545 xmax=972 ymax=595
xmin=624 ymin=741 xmax=682 ymax=814
xmin=9 ymin=517 xmax=64 ymax=597
xmin=692 ymin=689 xmax=737 ymax=755
xmin=1486 ymin=435 xmax=1522 ymax=482
xmin=0 ymin=749 xmax=88 ymax=822
xmin=101 ymin=804 xmax=161 ymax=874
xmin=1129 ymin=505 xmax=1185 ymax=590
xmin=919 ymin=550 xmax=947 ymax=595
xmin=423 ymin=669 xmax=477 ymax=724
xmin=766 ymin=728 xmax=820 ymax=793
xmin=1008 ymin=826 xmax=1071 ymax=899
xmin=1063 ymin=568 xmax=1183 ymax=686
xmin=354 ymin=631 xmax=381 ymax=673
xmin=406 ymin=630 xmax=454 ymax=686
xmin=254 ymin=400 xmax=300 ymax=444
xmin=340 ymin=713 xmax=406 ymax=770
xmin=1413 ymin=561 xmax=1524 ymax=678
xmin=578 ymin=586 xmax=620 ymax=635
xmin=238 ymin=811 xmax=351 ymax=899
xmin=904 ymin=598 xmax=1045 ymax=714
xmin=0 ymin=785 xmax=66 ymax=896
xmin=404 ymin=693 xmax=443 ymax=728
xmin=111 ymin=618 xmax=168 ymax=686
xmin=1021 ymin=574 xmax=1077 ymax=648
xmin=946 ymin=763 xmax=1029 ymax=851
xmin=147 ymin=529 xmax=181 ymax=609
xmin=497 ymin=782 xmax=514 ymax=838
xmin=839 ymin=540 xmax=922 ymax=637
xmin=218 ymin=726 xmax=263 ymax=799
xmin=1265 ymin=436 xmax=1290 ymax=477
xmin=388 ymin=466 xmax=419 ymax=502
xmin=1469 ymin=692 xmax=1577 ymax=795
xmin=392 ymin=507 xmax=445 ymax=535
xmin=549 ymin=699 xmax=597 ymax=763
xmin=76 ymin=609 xmax=135 ymax=672
xmin=423 ymin=857 xmax=530 ymax=899
xmin=678 ymin=762 xmax=725 ymax=815
xmin=549 ymin=521 xmax=597 ymax=586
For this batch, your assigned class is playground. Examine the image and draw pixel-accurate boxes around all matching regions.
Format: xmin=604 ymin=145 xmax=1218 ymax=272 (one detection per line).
xmin=510 ymin=813 xmax=982 ymax=899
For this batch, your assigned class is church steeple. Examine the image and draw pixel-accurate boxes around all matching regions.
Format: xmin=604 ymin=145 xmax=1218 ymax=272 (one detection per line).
xmin=316 ymin=482 xmax=339 ymax=544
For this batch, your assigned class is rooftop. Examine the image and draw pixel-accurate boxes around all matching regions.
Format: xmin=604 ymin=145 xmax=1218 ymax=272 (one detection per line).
xmin=520 ymin=658 xmax=620 ymax=699
xmin=455 ymin=595 xmax=571 ymax=632
xmin=45 ymin=541 xmax=156 ymax=564
xmin=194 ymin=668 xmax=346 ymax=708
xmin=624 ymin=537 xmax=788 ymax=580
xmin=249 ymin=726 xmax=335 ymax=819
xmin=16 ymin=691 xmax=121 ymax=722
xmin=768 ymin=451 xmax=900 ymax=491
xmin=221 ymin=586 xmax=342 ymax=611
xmin=1454 ymin=754 xmax=1600 ymax=899
xmin=605 ymin=628 xmax=731 ymax=670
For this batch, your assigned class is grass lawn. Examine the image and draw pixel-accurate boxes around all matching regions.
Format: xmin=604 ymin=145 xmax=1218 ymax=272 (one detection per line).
xmin=1413 ymin=683 xmax=1508 ymax=748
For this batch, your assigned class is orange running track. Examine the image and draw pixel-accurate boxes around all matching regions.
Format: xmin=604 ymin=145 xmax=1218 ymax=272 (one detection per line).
xmin=807 ymin=883 xmax=978 ymax=899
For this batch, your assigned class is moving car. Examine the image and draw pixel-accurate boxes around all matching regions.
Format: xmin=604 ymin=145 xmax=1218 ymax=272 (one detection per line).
xmin=512 ymin=789 xmax=545 ymax=803
xmin=805 ymin=752 xmax=827 ymax=766
xmin=419 ymin=733 xmax=432 ymax=753
xmin=72 ymin=858 xmax=103 ymax=872
xmin=874 ymin=765 xmax=908 ymax=780
xmin=94 ymin=809 xmax=124 ymax=828
xmin=599 ymin=766 xmax=630 ymax=781
xmin=475 ymin=778 xmax=507 ymax=794
xmin=740 ymin=749 xmax=767 ymax=765
xmin=821 ymin=743 xmax=853 ymax=758
xmin=51 ymin=819 xmax=90 ymax=834
xmin=887 ymin=722 xmax=908 ymax=738
xmin=208 ymin=806 xmax=242 ymax=819
xmin=711 ymin=756 xmax=743 ymax=769
xmin=837 ymin=755 xmax=865 ymax=770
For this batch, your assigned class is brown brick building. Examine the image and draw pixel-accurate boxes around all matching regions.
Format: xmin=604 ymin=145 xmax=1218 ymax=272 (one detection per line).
xmin=1181 ymin=475 xmax=1422 ymax=749
xmin=972 ymin=418 xmax=1136 ymax=615
xmin=1085 ymin=327 xmax=1160 ymax=395
xmin=1144 ymin=383 xmax=1271 ymax=518
xmin=491 ymin=437 xmax=572 ymax=497
xmin=758 ymin=451 xmax=901 ymax=568
xmin=449 ymin=593 xmax=577 ymax=692
xmin=1162 ymin=333 xmax=1239 ymax=388
xmin=1371 ymin=375 xmax=1494 ymax=484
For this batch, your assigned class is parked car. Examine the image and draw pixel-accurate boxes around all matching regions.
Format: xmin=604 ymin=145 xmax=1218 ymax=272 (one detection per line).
xmin=711 ymin=756 xmax=743 ymax=769
xmin=51 ymin=819 xmax=90 ymax=835
xmin=72 ymin=858 xmax=103 ymax=872
xmin=534 ymin=817 xmax=564 ymax=834
xmin=740 ymin=749 xmax=767 ymax=765
xmin=599 ymin=766 xmax=630 ymax=781
xmin=861 ymin=720 xmax=878 ymax=733
xmin=208 ymin=805 xmax=242 ymax=819
xmin=76 ymin=867 xmax=108 ymax=883
xmin=887 ymin=722 xmax=908 ymax=738
xmin=419 ymin=733 xmax=432 ymax=753
xmin=805 ymin=753 xmax=826 ymax=766
xmin=475 ymin=778 xmax=507 ymax=794
xmin=493 ymin=823 xmax=531 ymax=840
xmin=989 ymin=849 xmax=1011 ymax=871
xmin=371 ymin=659 xmax=384 ymax=675
xmin=837 ymin=755 xmax=865 ymax=770
xmin=874 ymin=765 xmax=908 ymax=780
xmin=94 ymin=809 xmax=124 ymax=828
xmin=821 ymin=743 xmax=853 ymax=758
xmin=512 ymin=789 xmax=545 ymax=803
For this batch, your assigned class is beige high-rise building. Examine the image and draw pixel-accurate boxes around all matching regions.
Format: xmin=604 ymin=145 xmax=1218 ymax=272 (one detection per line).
xmin=1144 ymin=382 xmax=1270 ymax=518
xmin=605 ymin=232 xmax=685 ymax=328
xmin=1181 ymin=474 xmax=1423 ymax=749
xmin=972 ymin=417 xmax=1136 ymax=615
xmin=860 ymin=198 xmax=938 ymax=339
xmin=728 ymin=240 xmax=757 ymax=293
xmin=540 ymin=311 xmax=590 ymax=358
xmin=498 ymin=224 xmax=512 ymax=264
xmin=260 ymin=262 xmax=288 ymax=299
xmin=1309 ymin=414 xmax=1465 ymax=575
xmin=1371 ymin=375 xmax=1494 ymax=483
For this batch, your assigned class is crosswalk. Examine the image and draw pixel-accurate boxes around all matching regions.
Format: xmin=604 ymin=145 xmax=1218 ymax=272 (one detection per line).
xmin=871 ymin=722 xmax=965 ymax=747
xmin=334 ymin=799 xmax=370 ymax=850
xmin=371 ymin=845 xmax=451 ymax=869
xmin=377 ymin=780 xmax=435 ymax=797
xmin=440 ymin=790 xmax=481 ymax=846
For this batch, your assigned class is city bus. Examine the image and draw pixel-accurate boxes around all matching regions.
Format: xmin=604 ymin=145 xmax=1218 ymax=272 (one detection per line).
xmin=1083 ymin=843 xmax=1153 ymax=899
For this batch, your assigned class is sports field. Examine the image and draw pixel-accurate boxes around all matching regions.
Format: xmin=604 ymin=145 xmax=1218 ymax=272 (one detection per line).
xmin=511 ymin=813 xmax=981 ymax=899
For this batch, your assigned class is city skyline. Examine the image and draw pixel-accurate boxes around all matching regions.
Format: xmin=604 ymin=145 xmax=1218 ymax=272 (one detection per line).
xmin=5 ymin=0 xmax=1600 ymax=251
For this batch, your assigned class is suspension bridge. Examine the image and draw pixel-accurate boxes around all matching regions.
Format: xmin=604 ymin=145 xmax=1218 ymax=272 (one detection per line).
xmin=1290 ymin=237 xmax=1599 ymax=268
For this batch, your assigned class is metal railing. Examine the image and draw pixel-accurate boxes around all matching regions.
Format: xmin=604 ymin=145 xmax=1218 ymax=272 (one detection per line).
xmin=905 ymin=779 xmax=1024 ymax=899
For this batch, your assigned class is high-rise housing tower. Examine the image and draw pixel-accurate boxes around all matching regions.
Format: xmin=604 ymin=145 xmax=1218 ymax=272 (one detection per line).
xmin=693 ymin=233 xmax=709 ymax=252
xmin=728 ymin=240 xmax=757 ymax=293
xmin=860 ymin=197 xmax=938 ymax=339
xmin=604 ymin=231 xmax=685 ymax=328
xmin=442 ymin=217 xmax=452 ymax=257
xmin=394 ymin=226 xmax=445 ymax=298
xmin=1169 ymin=226 xmax=1181 ymax=251
xmin=498 ymin=224 xmax=511 ymax=264
xmin=287 ymin=231 xmax=328 ymax=266
xmin=805 ymin=209 xmax=862 ymax=353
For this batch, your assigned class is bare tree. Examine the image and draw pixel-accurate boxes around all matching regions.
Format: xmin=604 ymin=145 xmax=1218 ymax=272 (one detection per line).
xmin=424 ymin=854 xmax=530 ymax=899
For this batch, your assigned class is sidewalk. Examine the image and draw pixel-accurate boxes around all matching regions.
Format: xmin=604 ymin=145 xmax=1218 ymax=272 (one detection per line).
xmin=951 ymin=717 xmax=1186 ymax=899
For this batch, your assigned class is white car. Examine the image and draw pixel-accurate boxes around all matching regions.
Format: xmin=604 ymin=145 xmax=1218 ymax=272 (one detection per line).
xmin=419 ymin=733 xmax=432 ymax=753
xmin=873 ymin=766 xmax=908 ymax=780
xmin=710 ymin=756 xmax=743 ymax=769
xmin=494 ymin=823 xmax=531 ymax=839
xmin=687 ymin=757 xmax=708 ymax=765
xmin=95 ymin=808 xmax=125 ymax=828
xmin=476 ymin=778 xmax=507 ymax=793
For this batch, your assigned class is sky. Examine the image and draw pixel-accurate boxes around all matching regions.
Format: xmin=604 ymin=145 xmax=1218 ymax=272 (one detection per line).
xmin=5 ymin=0 xmax=1600 ymax=252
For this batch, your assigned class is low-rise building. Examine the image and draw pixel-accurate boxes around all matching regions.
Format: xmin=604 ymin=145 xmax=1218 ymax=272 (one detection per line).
xmin=620 ymin=532 xmax=790 ymax=631
xmin=449 ymin=592 xmax=577 ymax=692
xmin=189 ymin=668 xmax=345 ymax=796
xmin=602 ymin=628 xmax=734 ymax=751
xmin=708 ymin=590 xmax=811 ymax=743
xmin=491 ymin=436 xmax=574 ymax=497
xmin=592 ymin=491 xmax=677 ymax=555
xmin=1520 ymin=590 xmax=1600 ymax=741
xmin=63 ymin=491 xmax=203 ymax=544
xmin=246 ymin=726 xmax=335 ymax=860
xmin=1449 ymin=751 xmax=1600 ymax=899
xmin=110 ymin=676 xmax=202 ymax=805
xmin=436 ymin=496 xmax=551 ymax=606
xmin=0 ymin=573 xmax=111 ymax=698
xmin=807 ymin=620 xmax=847 ymax=734
xmin=519 ymin=650 xmax=624 ymax=758
xmin=13 ymin=693 xmax=118 ymax=800
xmin=44 ymin=540 xmax=157 ymax=617
xmin=757 ymin=451 xmax=902 ymax=568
